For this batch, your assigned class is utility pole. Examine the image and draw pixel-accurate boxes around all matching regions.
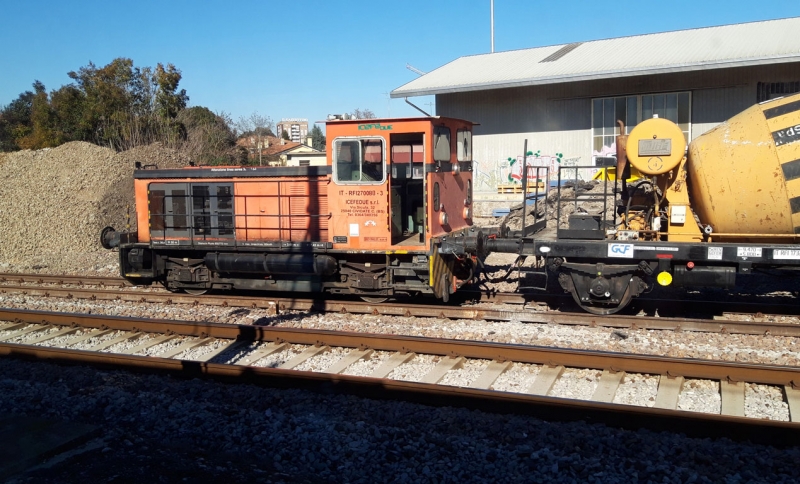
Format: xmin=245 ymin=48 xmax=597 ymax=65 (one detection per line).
xmin=490 ymin=0 xmax=495 ymax=53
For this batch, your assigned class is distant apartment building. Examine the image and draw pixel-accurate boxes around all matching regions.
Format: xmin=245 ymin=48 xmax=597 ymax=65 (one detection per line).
xmin=276 ymin=118 xmax=309 ymax=144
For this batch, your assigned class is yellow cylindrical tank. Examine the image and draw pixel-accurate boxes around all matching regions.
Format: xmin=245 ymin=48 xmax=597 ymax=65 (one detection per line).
xmin=687 ymin=92 xmax=800 ymax=240
xmin=627 ymin=117 xmax=687 ymax=176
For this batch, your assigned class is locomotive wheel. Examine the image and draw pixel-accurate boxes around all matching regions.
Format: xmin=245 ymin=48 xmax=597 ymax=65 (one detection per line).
xmin=183 ymin=288 xmax=209 ymax=296
xmin=360 ymin=296 xmax=389 ymax=304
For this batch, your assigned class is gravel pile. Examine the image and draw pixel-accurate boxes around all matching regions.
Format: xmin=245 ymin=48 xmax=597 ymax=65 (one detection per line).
xmin=0 ymin=142 xmax=189 ymax=274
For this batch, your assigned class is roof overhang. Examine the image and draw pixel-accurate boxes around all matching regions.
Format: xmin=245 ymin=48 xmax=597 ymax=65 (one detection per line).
xmin=391 ymin=55 xmax=800 ymax=98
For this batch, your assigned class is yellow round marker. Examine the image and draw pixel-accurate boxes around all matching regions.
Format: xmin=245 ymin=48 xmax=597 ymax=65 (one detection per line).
xmin=657 ymin=271 xmax=673 ymax=286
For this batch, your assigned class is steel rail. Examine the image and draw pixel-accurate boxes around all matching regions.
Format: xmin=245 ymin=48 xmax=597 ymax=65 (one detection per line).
xmin=2 ymin=283 xmax=800 ymax=338
xmin=1 ymin=308 xmax=798 ymax=444
xmin=0 ymin=273 xmax=130 ymax=287
xmin=6 ymin=273 xmax=799 ymax=319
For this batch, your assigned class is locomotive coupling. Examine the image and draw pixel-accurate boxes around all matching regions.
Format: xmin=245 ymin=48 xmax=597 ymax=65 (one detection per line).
xmin=100 ymin=226 xmax=137 ymax=249
xmin=100 ymin=226 xmax=120 ymax=249
xmin=437 ymin=228 xmax=484 ymax=257
xmin=483 ymin=237 xmax=522 ymax=254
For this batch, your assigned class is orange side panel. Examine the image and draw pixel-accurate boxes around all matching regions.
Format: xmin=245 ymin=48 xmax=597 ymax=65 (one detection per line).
xmin=136 ymin=177 xmax=330 ymax=244
xmin=135 ymin=179 xmax=151 ymax=243
xmin=236 ymin=181 xmax=281 ymax=240
xmin=235 ymin=179 xmax=329 ymax=242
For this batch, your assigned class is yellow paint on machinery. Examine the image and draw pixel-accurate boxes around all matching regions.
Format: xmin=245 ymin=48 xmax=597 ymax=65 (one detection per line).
xmin=627 ymin=117 xmax=687 ymax=176
xmin=592 ymin=166 xmax=642 ymax=182
xmin=621 ymin=92 xmax=800 ymax=243
xmin=626 ymin=116 xmax=702 ymax=241
xmin=687 ymin=92 xmax=800 ymax=241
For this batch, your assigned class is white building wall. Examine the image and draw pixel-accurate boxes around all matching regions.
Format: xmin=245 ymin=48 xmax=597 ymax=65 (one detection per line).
xmin=436 ymin=63 xmax=800 ymax=197
xmin=690 ymin=84 xmax=754 ymax=138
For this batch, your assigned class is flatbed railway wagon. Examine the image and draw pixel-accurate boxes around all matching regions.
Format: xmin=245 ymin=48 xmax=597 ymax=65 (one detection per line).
xmin=475 ymin=92 xmax=800 ymax=314
xmin=102 ymin=116 xmax=479 ymax=302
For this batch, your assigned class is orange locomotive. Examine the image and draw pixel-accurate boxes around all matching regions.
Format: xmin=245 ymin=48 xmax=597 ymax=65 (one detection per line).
xmin=102 ymin=116 xmax=480 ymax=301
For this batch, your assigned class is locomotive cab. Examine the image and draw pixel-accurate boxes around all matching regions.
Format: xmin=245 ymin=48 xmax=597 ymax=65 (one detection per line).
xmin=325 ymin=116 xmax=477 ymax=300
xmin=325 ymin=117 xmax=475 ymax=253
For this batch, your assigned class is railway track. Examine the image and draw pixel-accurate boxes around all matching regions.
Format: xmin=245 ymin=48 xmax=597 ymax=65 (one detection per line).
xmin=1 ymin=273 xmax=800 ymax=338
xmin=7 ymin=272 xmax=800 ymax=314
xmin=0 ymin=308 xmax=798 ymax=442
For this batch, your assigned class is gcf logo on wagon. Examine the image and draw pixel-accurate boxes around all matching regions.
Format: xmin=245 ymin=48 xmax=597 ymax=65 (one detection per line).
xmin=608 ymin=243 xmax=634 ymax=258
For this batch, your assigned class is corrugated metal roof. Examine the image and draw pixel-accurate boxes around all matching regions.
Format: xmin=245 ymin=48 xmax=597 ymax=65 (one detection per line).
xmin=391 ymin=17 xmax=800 ymax=98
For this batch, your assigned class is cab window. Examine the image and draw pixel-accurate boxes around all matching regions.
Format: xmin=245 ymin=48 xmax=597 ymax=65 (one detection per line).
xmin=433 ymin=126 xmax=451 ymax=162
xmin=457 ymin=129 xmax=472 ymax=162
xmin=333 ymin=138 xmax=385 ymax=184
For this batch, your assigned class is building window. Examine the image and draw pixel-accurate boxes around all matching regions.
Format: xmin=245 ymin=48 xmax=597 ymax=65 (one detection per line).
xmin=299 ymin=160 xmax=310 ymax=167
xmin=758 ymin=82 xmax=800 ymax=102
xmin=592 ymin=92 xmax=690 ymax=157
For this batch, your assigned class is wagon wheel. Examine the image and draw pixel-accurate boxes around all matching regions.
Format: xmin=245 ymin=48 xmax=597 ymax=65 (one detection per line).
xmin=183 ymin=287 xmax=209 ymax=296
xmin=360 ymin=296 xmax=389 ymax=304
xmin=568 ymin=279 xmax=634 ymax=315
xmin=440 ymin=273 xmax=451 ymax=303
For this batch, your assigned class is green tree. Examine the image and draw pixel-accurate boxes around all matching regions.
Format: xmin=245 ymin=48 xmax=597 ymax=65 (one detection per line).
xmin=281 ymin=130 xmax=290 ymax=141
xmin=177 ymin=107 xmax=236 ymax=165
xmin=154 ymin=63 xmax=188 ymax=119
xmin=0 ymin=58 xmax=190 ymax=152
xmin=17 ymin=81 xmax=61 ymax=149
xmin=0 ymin=87 xmax=36 ymax=151
xmin=67 ymin=58 xmax=189 ymax=150
xmin=310 ymin=124 xmax=326 ymax=151
xmin=49 ymin=84 xmax=91 ymax=143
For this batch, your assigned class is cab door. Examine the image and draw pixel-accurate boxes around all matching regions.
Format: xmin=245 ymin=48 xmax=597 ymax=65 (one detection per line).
xmin=389 ymin=133 xmax=425 ymax=246
xmin=329 ymin=136 xmax=390 ymax=250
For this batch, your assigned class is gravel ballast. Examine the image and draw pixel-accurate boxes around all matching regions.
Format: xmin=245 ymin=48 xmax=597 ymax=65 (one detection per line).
xmin=3 ymin=358 xmax=800 ymax=483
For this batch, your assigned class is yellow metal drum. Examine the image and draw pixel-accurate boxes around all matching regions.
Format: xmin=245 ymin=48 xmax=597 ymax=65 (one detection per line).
xmin=627 ymin=117 xmax=687 ymax=176
xmin=687 ymin=92 xmax=800 ymax=239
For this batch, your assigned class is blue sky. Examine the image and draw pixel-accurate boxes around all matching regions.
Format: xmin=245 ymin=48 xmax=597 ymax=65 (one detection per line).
xmin=1 ymin=1 xmax=797 ymax=130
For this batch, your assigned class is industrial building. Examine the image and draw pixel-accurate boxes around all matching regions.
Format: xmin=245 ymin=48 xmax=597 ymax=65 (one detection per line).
xmin=391 ymin=17 xmax=800 ymax=198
